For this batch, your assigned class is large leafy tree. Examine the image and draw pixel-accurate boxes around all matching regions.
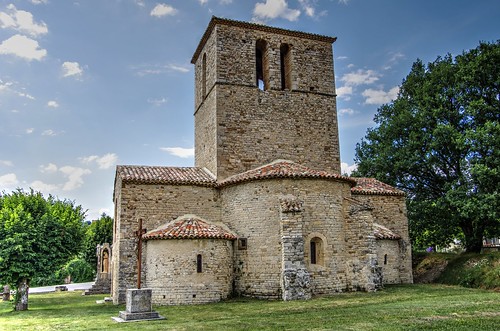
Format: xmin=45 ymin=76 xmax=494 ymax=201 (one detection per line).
xmin=82 ymin=213 xmax=113 ymax=269
xmin=354 ymin=41 xmax=499 ymax=253
xmin=0 ymin=189 xmax=86 ymax=310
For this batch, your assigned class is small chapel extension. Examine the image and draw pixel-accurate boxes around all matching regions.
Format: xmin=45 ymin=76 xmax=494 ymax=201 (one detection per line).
xmin=112 ymin=17 xmax=413 ymax=306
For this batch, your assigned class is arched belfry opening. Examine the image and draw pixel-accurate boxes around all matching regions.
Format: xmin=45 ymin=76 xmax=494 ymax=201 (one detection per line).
xmin=280 ymin=43 xmax=292 ymax=90
xmin=255 ymin=39 xmax=268 ymax=90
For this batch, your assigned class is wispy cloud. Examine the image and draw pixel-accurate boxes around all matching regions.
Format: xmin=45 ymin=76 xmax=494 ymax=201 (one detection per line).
xmin=134 ymin=63 xmax=190 ymax=76
xmin=40 ymin=163 xmax=58 ymax=173
xmin=41 ymin=129 xmax=57 ymax=136
xmin=341 ymin=162 xmax=357 ymax=176
xmin=47 ymin=100 xmax=59 ymax=108
xmin=80 ymin=153 xmax=118 ymax=169
xmin=0 ymin=173 xmax=19 ymax=187
xmin=0 ymin=4 xmax=48 ymax=37
xmin=30 ymin=0 xmax=49 ymax=5
xmin=0 ymin=34 xmax=47 ymax=61
xmin=253 ymin=0 xmax=301 ymax=22
xmin=338 ymin=108 xmax=357 ymax=116
xmin=341 ymin=69 xmax=379 ymax=86
xmin=59 ymin=166 xmax=91 ymax=191
xmin=62 ymin=61 xmax=84 ymax=78
xmin=362 ymin=86 xmax=399 ymax=105
xmin=0 ymin=160 xmax=14 ymax=167
xmin=160 ymin=147 xmax=194 ymax=158
xmin=336 ymin=85 xmax=352 ymax=100
xmin=147 ymin=97 xmax=167 ymax=106
xmin=150 ymin=3 xmax=178 ymax=17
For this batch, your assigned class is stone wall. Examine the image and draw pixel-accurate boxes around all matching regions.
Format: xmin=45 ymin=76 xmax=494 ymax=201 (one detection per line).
xmin=376 ymin=239 xmax=402 ymax=284
xmin=193 ymin=21 xmax=340 ymax=180
xmin=112 ymin=181 xmax=220 ymax=303
xmin=144 ymin=239 xmax=233 ymax=305
xmin=221 ymin=177 xmax=356 ymax=298
xmin=353 ymin=194 xmax=413 ymax=284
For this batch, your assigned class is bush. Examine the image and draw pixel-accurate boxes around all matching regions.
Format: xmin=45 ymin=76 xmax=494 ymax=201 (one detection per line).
xmin=30 ymin=258 xmax=95 ymax=287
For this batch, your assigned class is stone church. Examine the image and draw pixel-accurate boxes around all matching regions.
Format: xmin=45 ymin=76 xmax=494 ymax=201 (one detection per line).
xmin=112 ymin=17 xmax=412 ymax=305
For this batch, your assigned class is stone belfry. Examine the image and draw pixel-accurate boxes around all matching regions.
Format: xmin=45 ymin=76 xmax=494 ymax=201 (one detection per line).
xmin=191 ymin=17 xmax=341 ymax=180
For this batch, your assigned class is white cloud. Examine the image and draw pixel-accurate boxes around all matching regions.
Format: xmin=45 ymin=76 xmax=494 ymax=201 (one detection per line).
xmin=338 ymin=108 xmax=357 ymax=116
xmin=80 ymin=153 xmax=118 ymax=169
xmin=59 ymin=166 xmax=91 ymax=191
xmin=254 ymin=0 xmax=301 ymax=21
xmin=150 ymin=4 xmax=177 ymax=17
xmin=338 ymin=0 xmax=350 ymax=4
xmin=134 ymin=63 xmax=190 ymax=76
xmin=0 ymin=34 xmax=47 ymax=61
xmin=198 ymin=0 xmax=208 ymax=4
xmin=341 ymin=162 xmax=357 ymax=176
xmin=26 ymin=128 xmax=34 ymax=134
xmin=362 ymin=86 xmax=399 ymax=105
xmin=0 ymin=173 xmax=19 ymax=187
xmin=0 ymin=5 xmax=48 ymax=37
xmin=219 ymin=0 xmax=232 ymax=3
xmin=336 ymin=56 xmax=348 ymax=60
xmin=30 ymin=180 xmax=58 ymax=192
xmin=134 ymin=0 xmax=146 ymax=7
xmin=30 ymin=0 xmax=49 ymax=4
xmin=40 ymin=163 xmax=58 ymax=173
xmin=147 ymin=97 xmax=167 ymax=106
xmin=340 ymin=69 xmax=379 ymax=86
xmin=336 ymin=85 xmax=352 ymax=99
xmin=160 ymin=147 xmax=194 ymax=158
xmin=0 ymin=160 xmax=14 ymax=167
xmin=62 ymin=61 xmax=83 ymax=78
xmin=42 ymin=129 xmax=56 ymax=136
xmin=298 ymin=0 xmax=315 ymax=17
xmin=47 ymin=100 xmax=59 ymax=108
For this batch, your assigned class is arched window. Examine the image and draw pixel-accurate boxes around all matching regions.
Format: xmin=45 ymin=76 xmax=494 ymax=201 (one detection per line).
xmin=280 ymin=44 xmax=292 ymax=90
xmin=310 ymin=237 xmax=323 ymax=265
xmin=256 ymin=39 xmax=268 ymax=90
xmin=202 ymin=53 xmax=207 ymax=98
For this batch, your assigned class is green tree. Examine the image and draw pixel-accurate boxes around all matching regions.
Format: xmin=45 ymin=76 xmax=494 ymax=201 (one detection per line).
xmin=82 ymin=213 xmax=113 ymax=269
xmin=354 ymin=41 xmax=500 ymax=253
xmin=0 ymin=189 xmax=86 ymax=310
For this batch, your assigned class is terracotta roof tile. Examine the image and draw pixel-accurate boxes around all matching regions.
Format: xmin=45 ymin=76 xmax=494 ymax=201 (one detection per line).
xmin=219 ymin=160 xmax=355 ymax=187
xmin=143 ymin=215 xmax=237 ymax=240
xmin=373 ymin=223 xmax=402 ymax=240
xmin=116 ymin=165 xmax=216 ymax=186
xmin=350 ymin=177 xmax=405 ymax=196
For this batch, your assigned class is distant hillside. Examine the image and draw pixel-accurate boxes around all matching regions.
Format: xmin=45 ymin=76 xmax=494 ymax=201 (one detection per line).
xmin=413 ymin=252 xmax=500 ymax=291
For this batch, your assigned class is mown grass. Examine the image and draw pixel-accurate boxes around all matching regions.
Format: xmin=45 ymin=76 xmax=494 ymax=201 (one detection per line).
xmin=1 ymin=284 xmax=499 ymax=330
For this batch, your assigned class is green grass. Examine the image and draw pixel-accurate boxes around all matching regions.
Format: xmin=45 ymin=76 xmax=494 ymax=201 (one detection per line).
xmin=1 ymin=285 xmax=499 ymax=330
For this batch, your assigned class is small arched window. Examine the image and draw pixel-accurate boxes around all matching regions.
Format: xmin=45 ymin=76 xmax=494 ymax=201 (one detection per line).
xmin=256 ymin=39 xmax=268 ymax=90
xmin=280 ymin=44 xmax=292 ymax=90
xmin=202 ymin=53 xmax=207 ymax=99
xmin=310 ymin=237 xmax=324 ymax=265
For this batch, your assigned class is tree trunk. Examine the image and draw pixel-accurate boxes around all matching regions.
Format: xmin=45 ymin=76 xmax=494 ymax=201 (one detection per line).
xmin=15 ymin=278 xmax=29 ymax=311
xmin=462 ymin=223 xmax=484 ymax=253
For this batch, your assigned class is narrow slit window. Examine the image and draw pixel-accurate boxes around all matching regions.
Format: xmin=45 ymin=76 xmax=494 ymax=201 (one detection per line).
xmin=384 ymin=254 xmax=388 ymax=265
xmin=197 ymin=254 xmax=202 ymax=273
xmin=310 ymin=241 xmax=317 ymax=264
xmin=280 ymin=44 xmax=291 ymax=90
xmin=202 ymin=53 xmax=207 ymax=98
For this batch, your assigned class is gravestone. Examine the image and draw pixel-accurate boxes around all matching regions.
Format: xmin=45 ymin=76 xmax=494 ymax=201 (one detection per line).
xmin=2 ymin=285 xmax=9 ymax=301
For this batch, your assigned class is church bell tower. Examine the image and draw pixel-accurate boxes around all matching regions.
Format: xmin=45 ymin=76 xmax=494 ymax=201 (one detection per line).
xmin=191 ymin=17 xmax=341 ymax=180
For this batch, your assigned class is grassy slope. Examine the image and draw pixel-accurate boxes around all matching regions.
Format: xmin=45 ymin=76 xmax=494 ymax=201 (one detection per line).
xmin=413 ymin=251 xmax=500 ymax=290
xmin=1 ymin=285 xmax=499 ymax=331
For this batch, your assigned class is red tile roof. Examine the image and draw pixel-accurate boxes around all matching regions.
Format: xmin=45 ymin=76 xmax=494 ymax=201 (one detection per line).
xmin=219 ymin=160 xmax=355 ymax=187
xmin=373 ymin=223 xmax=401 ymax=240
xmin=350 ymin=177 xmax=405 ymax=196
xmin=116 ymin=165 xmax=216 ymax=186
xmin=143 ymin=215 xmax=237 ymax=240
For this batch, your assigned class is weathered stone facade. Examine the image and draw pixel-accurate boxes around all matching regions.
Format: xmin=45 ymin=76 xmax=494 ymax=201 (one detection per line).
xmin=112 ymin=17 xmax=412 ymax=306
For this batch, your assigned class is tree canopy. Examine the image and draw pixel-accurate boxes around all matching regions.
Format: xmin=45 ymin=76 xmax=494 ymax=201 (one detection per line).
xmin=0 ymin=189 xmax=86 ymax=310
xmin=354 ymin=41 xmax=500 ymax=253
xmin=82 ymin=213 xmax=113 ymax=268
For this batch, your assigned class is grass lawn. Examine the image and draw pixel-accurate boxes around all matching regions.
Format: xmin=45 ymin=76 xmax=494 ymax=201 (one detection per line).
xmin=1 ymin=284 xmax=499 ymax=330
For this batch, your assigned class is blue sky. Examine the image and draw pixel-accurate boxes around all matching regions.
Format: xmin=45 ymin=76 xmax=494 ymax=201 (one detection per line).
xmin=1 ymin=0 xmax=499 ymax=220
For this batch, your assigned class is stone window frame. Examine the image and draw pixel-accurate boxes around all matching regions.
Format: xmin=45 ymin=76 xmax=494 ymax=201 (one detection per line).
xmin=202 ymin=53 xmax=207 ymax=99
xmin=305 ymin=232 xmax=328 ymax=267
